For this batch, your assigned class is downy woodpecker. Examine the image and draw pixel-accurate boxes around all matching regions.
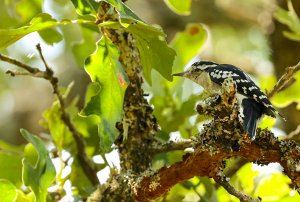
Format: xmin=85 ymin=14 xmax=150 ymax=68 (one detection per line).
xmin=172 ymin=61 xmax=283 ymax=138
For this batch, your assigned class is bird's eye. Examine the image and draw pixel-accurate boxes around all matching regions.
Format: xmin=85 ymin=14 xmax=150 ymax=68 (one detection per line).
xmin=191 ymin=67 xmax=202 ymax=72
xmin=191 ymin=67 xmax=198 ymax=72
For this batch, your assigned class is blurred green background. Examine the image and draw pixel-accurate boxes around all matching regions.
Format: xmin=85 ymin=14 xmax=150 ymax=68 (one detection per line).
xmin=1 ymin=0 xmax=300 ymax=201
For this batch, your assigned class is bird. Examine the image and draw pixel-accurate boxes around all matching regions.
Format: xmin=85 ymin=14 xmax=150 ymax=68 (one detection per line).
xmin=172 ymin=60 xmax=284 ymax=138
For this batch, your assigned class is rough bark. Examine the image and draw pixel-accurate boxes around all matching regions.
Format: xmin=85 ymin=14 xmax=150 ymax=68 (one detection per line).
xmin=88 ymin=2 xmax=158 ymax=201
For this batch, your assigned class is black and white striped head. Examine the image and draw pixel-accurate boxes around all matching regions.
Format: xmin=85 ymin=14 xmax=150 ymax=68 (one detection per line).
xmin=172 ymin=61 xmax=218 ymax=78
xmin=191 ymin=61 xmax=218 ymax=72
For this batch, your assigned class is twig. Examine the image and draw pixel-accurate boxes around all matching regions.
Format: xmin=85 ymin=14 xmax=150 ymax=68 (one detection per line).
xmin=0 ymin=54 xmax=40 ymax=74
xmin=0 ymin=45 xmax=99 ymax=186
xmin=214 ymin=177 xmax=260 ymax=202
xmin=36 ymin=44 xmax=54 ymax=76
xmin=268 ymin=61 xmax=300 ymax=98
xmin=286 ymin=125 xmax=300 ymax=140
xmin=36 ymin=45 xmax=99 ymax=185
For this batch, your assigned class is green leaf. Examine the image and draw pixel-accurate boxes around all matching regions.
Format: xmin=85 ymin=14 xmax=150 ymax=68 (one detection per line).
xmin=16 ymin=0 xmax=42 ymax=24
xmin=43 ymin=99 xmax=74 ymax=152
xmin=0 ymin=179 xmax=18 ymax=202
xmin=126 ymin=21 xmax=176 ymax=84
xmin=83 ymin=36 xmax=129 ymax=152
xmin=0 ymin=140 xmax=24 ymax=154
xmin=71 ymin=0 xmax=99 ymax=15
xmin=42 ymin=84 xmax=75 ymax=153
xmin=259 ymin=116 xmax=276 ymax=130
xmin=99 ymin=20 xmax=176 ymax=84
xmin=73 ymin=114 xmax=100 ymax=156
xmin=254 ymin=173 xmax=292 ymax=200
xmin=149 ymin=23 xmax=207 ymax=133
xmin=164 ymin=0 xmax=192 ymax=16
xmin=171 ymin=23 xmax=207 ymax=73
xmin=72 ymin=27 xmax=96 ymax=66
xmin=283 ymin=31 xmax=300 ymax=42
xmin=99 ymin=15 xmax=177 ymax=84
xmin=42 ymin=82 xmax=100 ymax=156
xmin=21 ymin=129 xmax=56 ymax=202
xmin=170 ymin=23 xmax=207 ymax=96
xmin=104 ymin=0 xmax=142 ymax=23
xmin=165 ymin=182 xmax=191 ymax=201
xmin=274 ymin=0 xmax=300 ymax=42
xmin=230 ymin=163 xmax=258 ymax=194
xmin=15 ymin=191 xmax=35 ymax=202
xmin=0 ymin=13 xmax=60 ymax=50
xmin=0 ymin=151 xmax=23 ymax=187
xmin=151 ymin=92 xmax=199 ymax=133
xmin=38 ymin=28 xmax=63 ymax=45
xmin=69 ymin=158 xmax=94 ymax=197
xmin=0 ymin=13 xmax=94 ymax=50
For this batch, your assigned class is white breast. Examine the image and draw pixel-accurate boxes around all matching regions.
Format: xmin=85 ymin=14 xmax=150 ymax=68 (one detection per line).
xmin=190 ymin=72 xmax=222 ymax=95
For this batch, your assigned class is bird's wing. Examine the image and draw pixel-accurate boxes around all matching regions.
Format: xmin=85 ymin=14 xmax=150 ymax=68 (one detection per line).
xmin=207 ymin=64 xmax=277 ymax=118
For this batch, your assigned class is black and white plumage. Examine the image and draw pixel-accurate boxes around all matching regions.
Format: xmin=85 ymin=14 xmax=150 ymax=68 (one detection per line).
xmin=172 ymin=61 xmax=283 ymax=138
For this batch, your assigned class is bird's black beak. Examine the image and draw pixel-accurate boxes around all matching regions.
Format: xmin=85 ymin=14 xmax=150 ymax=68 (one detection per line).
xmin=172 ymin=71 xmax=188 ymax=77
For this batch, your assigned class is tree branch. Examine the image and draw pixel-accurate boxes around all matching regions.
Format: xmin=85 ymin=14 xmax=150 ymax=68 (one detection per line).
xmin=214 ymin=177 xmax=260 ymax=202
xmin=0 ymin=45 xmax=99 ymax=186
xmin=268 ymin=61 xmax=300 ymax=98
xmin=133 ymin=133 xmax=300 ymax=201
xmin=286 ymin=125 xmax=300 ymax=140
xmin=0 ymin=54 xmax=40 ymax=74
xmin=133 ymin=81 xmax=300 ymax=201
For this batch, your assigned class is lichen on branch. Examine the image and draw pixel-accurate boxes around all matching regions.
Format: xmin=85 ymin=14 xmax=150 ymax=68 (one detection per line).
xmin=133 ymin=78 xmax=300 ymax=201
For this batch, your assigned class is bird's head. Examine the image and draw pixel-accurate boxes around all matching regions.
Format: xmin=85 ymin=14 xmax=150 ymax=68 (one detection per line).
xmin=172 ymin=61 xmax=218 ymax=80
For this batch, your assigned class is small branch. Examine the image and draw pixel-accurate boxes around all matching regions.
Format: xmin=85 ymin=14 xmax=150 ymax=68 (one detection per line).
xmin=286 ymin=125 xmax=300 ymax=140
xmin=134 ymin=135 xmax=300 ymax=201
xmin=0 ymin=54 xmax=40 ymax=74
xmin=0 ymin=46 xmax=99 ymax=186
xmin=268 ymin=61 xmax=300 ymax=98
xmin=6 ymin=69 xmax=46 ymax=78
xmin=36 ymin=45 xmax=99 ymax=186
xmin=214 ymin=177 xmax=260 ymax=202
xmin=36 ymin=44 xmax=54 ymax=76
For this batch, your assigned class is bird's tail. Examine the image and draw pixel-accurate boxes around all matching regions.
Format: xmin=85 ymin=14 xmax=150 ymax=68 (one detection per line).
xmin=241 ymin=99 xmax=263 ymax=139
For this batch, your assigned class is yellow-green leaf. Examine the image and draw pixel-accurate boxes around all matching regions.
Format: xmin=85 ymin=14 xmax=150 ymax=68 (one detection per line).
xmin=0 ymin=179 xmax=18 ymax=202
xmin=0 ymin=13 xmax=95 ymax=50
xmin=83 ymin=36 xmax=129 ymax=152
xmin=127 ymin=21 xmax=176 ymax=84
xmin=164 ymin=0 xmax=192 ymax=16
xmin=21 ymin=129 xmax=56 ymax=202
xmin=71 ymin=0 xmax=99 ymax=15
